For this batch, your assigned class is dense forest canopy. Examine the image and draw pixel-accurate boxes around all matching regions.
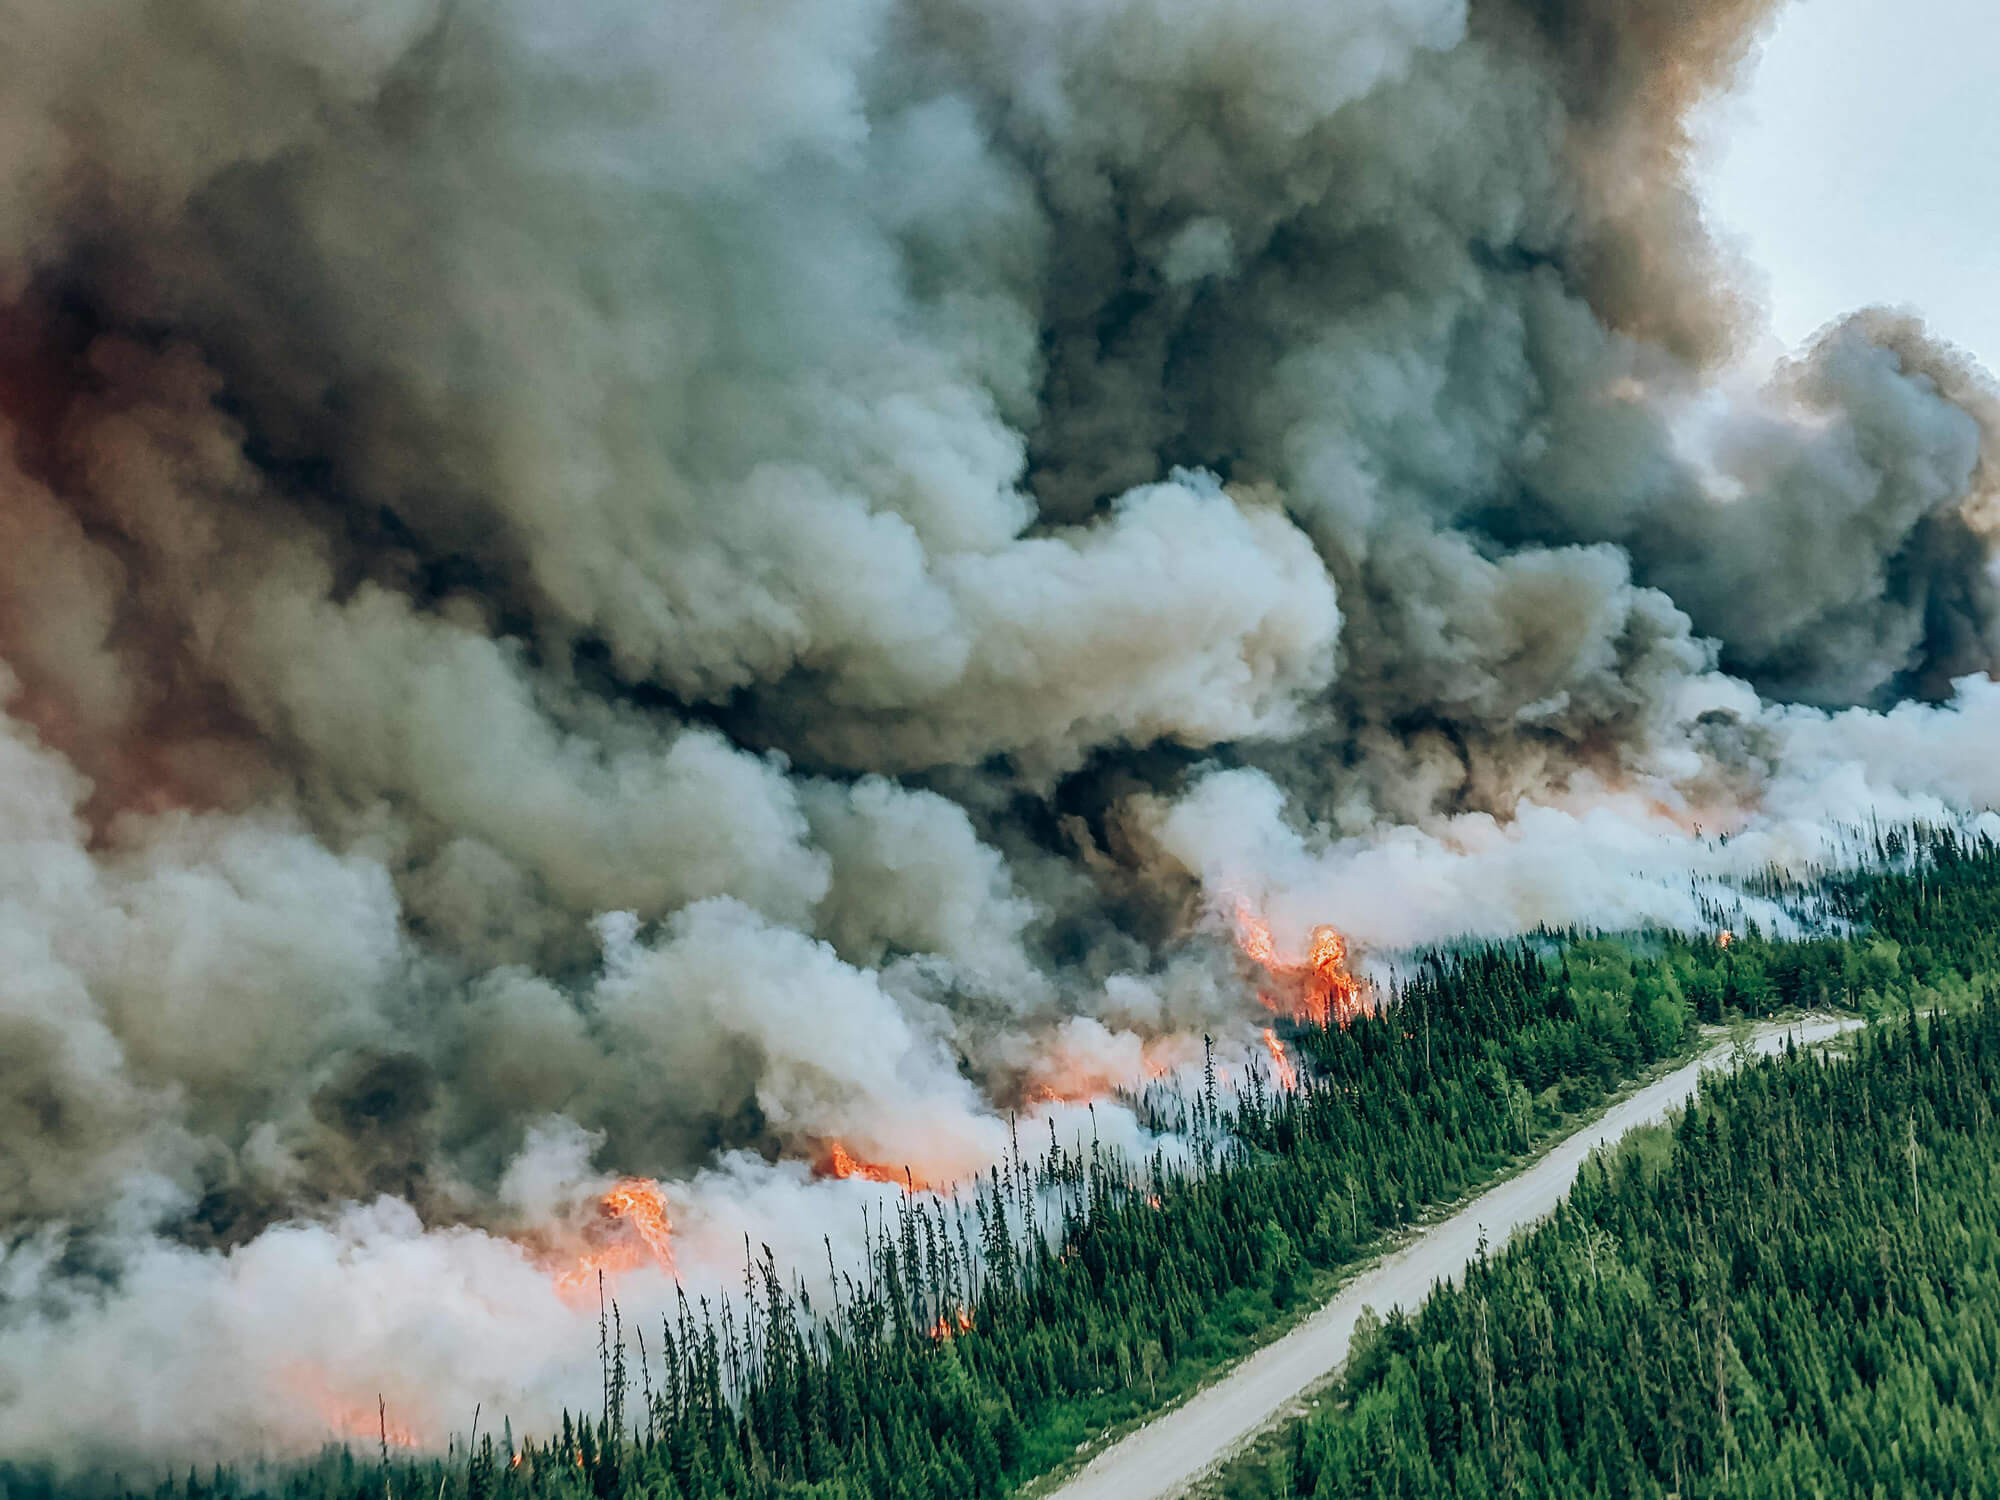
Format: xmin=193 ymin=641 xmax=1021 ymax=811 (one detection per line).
xmin=13 ymin=832 xmax=2000 ymax=1500
xmin=1280 ymin=999 xmax=2000 ymax=1498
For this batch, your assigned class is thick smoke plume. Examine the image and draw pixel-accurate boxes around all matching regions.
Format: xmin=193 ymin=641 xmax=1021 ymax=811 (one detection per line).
xmin=5 ymin=0 xmax=2000 ymax=1469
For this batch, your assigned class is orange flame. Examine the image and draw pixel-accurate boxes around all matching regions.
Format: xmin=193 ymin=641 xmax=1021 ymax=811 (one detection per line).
xmin=1019 ymin=1034 xmax=1192 ymax=1110
xmin=928 ymin=1308 xmax=975 ymax=1341
xmin=603 ymin=1178 xmax=676 ymax=1267
xmin=284 ymin=1367 xmax=422 ymax=1450
xmin=822 ymin=1141 xmax=929 ymax=1194
xmin=1234 ymin=905 xmax=1370 ymax=1029
xmin=1717 ymin=929 xmax=1734 ymax=949
xmin=1261 ymin=1028 xmax=1299 ymax=1091
xmin=1236 ymin=907 xmax=1278 ymax=968
xmin=554 ymin=1177 xmax=678 ymax=1292
xmin=1026 ymin=1079 xmax=1093 ymax=1106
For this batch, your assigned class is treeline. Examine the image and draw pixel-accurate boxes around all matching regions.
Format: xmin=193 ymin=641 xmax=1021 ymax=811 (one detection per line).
xmin=1280 ymin=997 xmax=2000 ymax=1498
xmin=1258 ymin=828 xmax=2000 ymax=1500
xmin=421 ymin=938 xmax=1698 ymax=1500
xmin=1694 ymin=823 xmax=2000 ymax=1023
xmin=43 ymin=943 xmax=1703 ymax=1500
xmin=40 ymin=827 xmax=2000 ymax=1500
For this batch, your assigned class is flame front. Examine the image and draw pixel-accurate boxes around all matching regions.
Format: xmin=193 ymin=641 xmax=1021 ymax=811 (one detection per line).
xmin=822 ymin=1140 xmax=929 ymax=1194
xmin=285 ymin=1367 xmax=422 ymax=1450
xmin=1236 ymin=906 xmax=1278 ymax=969
xmin=554 ymin=1177 xmax=678 ymax=1292
xmin=1234 ymin=906 xmax=1370 ymax=1029
xmin=928 ymin=1308 xmax=975 ymax=1341
xmin=1299 ymin=924 xmax=1365 ymax=1028
xmin=602 ymin=1178 xmax=676 ymax=1269
xmin=1261 ymin=1028 xmax=1298 ymax=1091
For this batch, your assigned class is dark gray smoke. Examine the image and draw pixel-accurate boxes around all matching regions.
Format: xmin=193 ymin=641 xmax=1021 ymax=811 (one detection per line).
xmin=5 ymin=0 xmax=2000 ymax=1466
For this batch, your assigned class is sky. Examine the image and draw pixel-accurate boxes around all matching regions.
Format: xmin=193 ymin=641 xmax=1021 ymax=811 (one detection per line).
xmin=1699 ymin=0 xmax=2000 ymax=373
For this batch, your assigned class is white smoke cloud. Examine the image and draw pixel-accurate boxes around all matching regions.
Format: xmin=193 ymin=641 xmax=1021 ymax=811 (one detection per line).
xmin=589 ymin=900 xmax=1011 ymax=1177
xmin=4 ymin=0 xmax=2000 ymax=1474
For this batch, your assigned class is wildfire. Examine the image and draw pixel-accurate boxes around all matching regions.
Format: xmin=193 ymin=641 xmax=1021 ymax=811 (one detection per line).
xmin=603 ymin=1178 xmax=676 ymax=1266
xmin=1234 ymin=905 xmax=1370 ymax=1028
xmin=1717 ymin=929 xmax=1734 ymax=949
xmin=285 ymin=1369 xmax=421 ymax=1450
xmin=822 ymin=1140 xmax=929 ymax=1194
xmin=1022 ymin=1034 xmax=1190 ymax=1109
xmin=554 ymin=1177 xmax=678 ymax=1292
xmin=928 ymin=1308 xmax=975 ymax=1341
xmin=1026 ymin=1079 xmax=1094 ymax=1107
xmin=1236 ymin=908 xmax=1278 ymax=968
xmin=1262 ymin=1028 xmax=1298 ymax=1091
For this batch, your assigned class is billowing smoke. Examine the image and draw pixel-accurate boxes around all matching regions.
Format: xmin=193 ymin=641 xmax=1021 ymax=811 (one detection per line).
xmin=5 ymin=0 xmax=2000 ymax=1470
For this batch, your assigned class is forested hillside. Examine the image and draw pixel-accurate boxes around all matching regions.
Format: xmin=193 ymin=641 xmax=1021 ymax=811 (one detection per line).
xmin=1205 ymin=828 xmax=2000 ymax=1499
xmin=44 ymin=940 xmax=1690 ymax=1500
xmin=23 ymin=828 xmax=2000 ymax=1500
xmin=1274 ymin=1000 xmax=2000 ymax=1499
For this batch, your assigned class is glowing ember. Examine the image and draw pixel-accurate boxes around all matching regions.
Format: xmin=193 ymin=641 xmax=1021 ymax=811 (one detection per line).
xmin=554 ymin=1177 xmax=678 ymax=1292
xmin=822 ymin=1140 xmax=929 ymax=1194
xmin=1234 ymin=906 xmax=1370 ymax=1028
xmin=1262 ymin=1028 xmax=1298 ymax=1091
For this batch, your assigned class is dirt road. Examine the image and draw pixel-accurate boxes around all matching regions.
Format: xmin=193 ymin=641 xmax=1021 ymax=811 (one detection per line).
xmin=1040 ymin=1015 xmax=1860 ymax=1500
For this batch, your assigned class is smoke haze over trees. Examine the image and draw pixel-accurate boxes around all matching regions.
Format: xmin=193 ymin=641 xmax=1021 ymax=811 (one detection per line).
xmin=7 ymin=0 xmax=2000 ymax=1469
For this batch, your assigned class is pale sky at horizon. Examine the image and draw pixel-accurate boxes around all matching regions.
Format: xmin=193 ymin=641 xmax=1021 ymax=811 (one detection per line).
xmin=1697 ymin=0 xmax=2000 ymax=375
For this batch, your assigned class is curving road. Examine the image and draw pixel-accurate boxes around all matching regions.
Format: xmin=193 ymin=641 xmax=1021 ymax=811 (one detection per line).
xmin=1040 ymin=1015 xmax=1861 ymax=1500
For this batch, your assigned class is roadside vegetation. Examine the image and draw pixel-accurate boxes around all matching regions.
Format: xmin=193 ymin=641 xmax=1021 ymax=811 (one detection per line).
xmin=1249 ymin=997 xmax=2000 ymax=1499
xmin=1214 ymin=827 xmax=2000 ymax=1498
xmin=17 ymin=825 xmax=1999 ymax=1500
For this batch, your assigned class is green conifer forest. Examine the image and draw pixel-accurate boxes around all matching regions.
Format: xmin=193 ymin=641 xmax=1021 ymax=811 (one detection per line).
xmin=1276 ymin=994 xmax=2000 ymax=1498
xmin=19 ymin=827 xmax=2000 ymax=1500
